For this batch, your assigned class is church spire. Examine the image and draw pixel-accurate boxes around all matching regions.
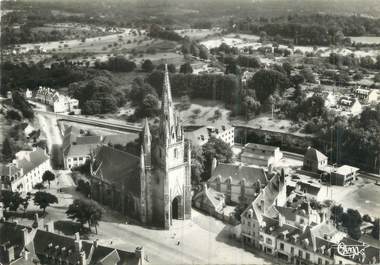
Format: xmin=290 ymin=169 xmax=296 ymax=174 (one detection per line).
xmin=143 ymin=118 xmax=151 ymax=148
xmin=140 ymin=145 xmax=145 ymax=174
xmin=159 ymin=64 xmax=177 ymax=144
xmin=142 ymin=118 xmax=151 ymax=168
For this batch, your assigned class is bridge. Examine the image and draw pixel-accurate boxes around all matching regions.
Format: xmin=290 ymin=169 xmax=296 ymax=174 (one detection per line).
xmin=35 ymin=110 xmax=143 ymax=133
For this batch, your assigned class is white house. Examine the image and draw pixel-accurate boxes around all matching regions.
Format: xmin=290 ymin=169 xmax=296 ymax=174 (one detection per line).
xmin=337 ymin=97 xmax=362 ymax=116
xmin=35 ymin=86 xmax=80 ymax=114
xmin=354 ymin=88 xmax=379 ymax=104
xmin=184 ymin=124 xmax=234 ymax=146
xmin=25 ymin=89 xmax=33 ymax=99
xmin=240 ymin=143 xmax=283 ymax=167
xmin=0 ymin=147 xmax=51 ymax=192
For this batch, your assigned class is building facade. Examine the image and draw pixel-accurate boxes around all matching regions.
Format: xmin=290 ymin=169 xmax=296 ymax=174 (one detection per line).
xmin=91 ymin=66 xmax=191 ymax=229
xmin=184 ymin=124 xmax=234 ymax=146
xmin=35 ymin=86 xmax=80 ymax=114
xmin=208 ymin=160 xmax=269 ymax=207
xmin=0 ymin=148 xmax=51 ymax=192
xmin=240 ymin=143 xmax=283 ymax=167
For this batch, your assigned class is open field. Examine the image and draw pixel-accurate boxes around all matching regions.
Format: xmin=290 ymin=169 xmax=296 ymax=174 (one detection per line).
xmin=231 ymin=114 xmax=309 ymax=137
xmin=16 ymin=28 xmax=149 ymax=54
xmin=176 ymin=98 xmax=231 ymax=126
xmin=350 ymin=36 xmax=380 ymax=44
xmin=175 ymin=28 xmax=222 ymax=40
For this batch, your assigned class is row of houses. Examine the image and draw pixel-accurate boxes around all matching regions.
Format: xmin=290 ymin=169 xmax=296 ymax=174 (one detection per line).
xmin=0 ymin=217 xmax=145 ymax=265
xmin=35 ymin=86 xmax=80 ymax=114
xmin=241 ymin=191 xmax=380 ymax=265
xmin=0 ymin=148 xmax=51 ymax=193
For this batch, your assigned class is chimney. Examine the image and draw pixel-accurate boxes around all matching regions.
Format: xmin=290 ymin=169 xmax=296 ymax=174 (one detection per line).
xmin=282 ymin=230 xmax=289 ymax=240
xmin=135 ymin=246 xmax=145 ymax=265
xmin=211 ymin=158 xmax=217 ymax=176
xmin=22 ymin=228 xmax=29 ymax=245
xmin=203 ymin=182 xmax=208 ymax=192
xmin=32 ymin=213 xmax=41 ymax=228
xmin=320 ymin=245 xmax=326 ymax=254
xmin=44 ymin=221 xmax=54 ymax=233
xmin=93 ymin=239 xmax=98 ymax=248
xmin=279 ymin=214 xmax=285 ymax=227
xmin=0 ymin=202 xmax=3 ymax=219
xmin=7 ymin=246 xmax=15 ymax=262
xmin=74 ymin=232 xmax=82 ymax=254
xmin=260 ymin=199 xmax=265 ymax=211
xmin=23 ymin=250 xmax=30 ymax=261
xmin=79 ymin=251 xmax=86 ymax=265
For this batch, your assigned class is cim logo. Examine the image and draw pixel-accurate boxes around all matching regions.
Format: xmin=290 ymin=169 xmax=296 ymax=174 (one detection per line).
xmin=336 ymin=241 xmax=368 ymax=262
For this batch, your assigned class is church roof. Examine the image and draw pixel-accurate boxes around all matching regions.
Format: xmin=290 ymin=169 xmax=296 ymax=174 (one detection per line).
xmin=209 ymin=163 xmax=268 ymax=186
xmin=92 ymin=146 xmax=140 ymax=196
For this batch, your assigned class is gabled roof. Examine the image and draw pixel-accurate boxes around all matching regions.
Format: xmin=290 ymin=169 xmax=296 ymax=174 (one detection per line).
xmin=92 ymin=146 xmax=140 ymax=196
xmin=14 ymin=148 xmax=49 ymax=175
xmin=304 ymin=147 xmax=327 ymax=162
xmin=97 ymin=249 xmax=120 ymax=265
xmin=244 ymin=143 xmax=278 ymax=153
xmin=209 ymin=163 xmax=268 ymax=186
xmin=76 ymin=136 xmax=101 ymax=145
xmin=193 ymin=186 xmax=225 ymax=210
xmin=33 ymin=230 xmax=81 ymax=264
xmin=0 ymin=163 xmax=20 ymax=177
xmin=102 ymin=134 xmax=139 ymax=147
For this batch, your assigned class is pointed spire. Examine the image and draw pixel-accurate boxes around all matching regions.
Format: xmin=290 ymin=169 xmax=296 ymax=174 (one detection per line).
xmin=159 ymin=64 xmax=177 ymax=145
xmin=162 ymin=64 xmax=172 ymax=105
xmin=140 ymin=145 xmax=145 ymax=174
xmin=143 ymin=118 xmax=151 ymax=149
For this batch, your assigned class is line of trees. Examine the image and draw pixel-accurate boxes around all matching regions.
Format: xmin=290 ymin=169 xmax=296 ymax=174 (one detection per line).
xmin=231 ymin=14 xmax=380 ymax=46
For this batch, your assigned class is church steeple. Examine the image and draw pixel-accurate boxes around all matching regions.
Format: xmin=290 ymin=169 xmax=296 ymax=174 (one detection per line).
xmin=143 ymin=118 xmax=151 ymax=149
xmin=159 ymin=64 xmax=177 ymax=145
xmin=142 ymin=118 xmax=151 ymax=169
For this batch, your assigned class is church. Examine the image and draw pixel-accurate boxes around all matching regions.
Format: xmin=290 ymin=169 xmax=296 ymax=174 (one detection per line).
xmin=90 ymin=65 xmax=192 ymax=229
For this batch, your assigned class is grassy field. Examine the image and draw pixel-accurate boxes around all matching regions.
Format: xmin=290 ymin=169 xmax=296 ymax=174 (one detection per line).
xmin=175 ymin=98 xmax=231 ymax=126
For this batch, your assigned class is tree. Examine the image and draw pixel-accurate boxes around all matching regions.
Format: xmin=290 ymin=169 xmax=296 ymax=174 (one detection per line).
xmin=22 ymin=193 xmax=31 ymax=215
xmin=374 ymin=73 xmax=380 ymax=83
xmin=179 ymin=63 xmax=193 ymax=74
xmin=242 ymin=96 xmax=261 ymax=119
xmin=42 ymin=170 xmax=55 ymax=188
xmin=1 ymin=190 xmax=23 ymax=211
xmin=202 ymin=137 xmax=233 ymax=180
xmin=247 ymin=69 xmax=289 ymax=103
xmin=300 ymin=68 xmax=316 ymax=83
xmin=140 ymin=94 xmax=159 ymax=117
xmin=225 ymin=62 xmax=241 ymax=75
xmin=199 ymin=45 xmax=209 ymax=60
xmin=33 ymin=191 xmax=58 ymax=214
xmin=2 ymin=137 xmax=15 ymax=162
xmin=34 ymin=182 xmax=45 ymax=190
xmin=66 ymin=199 xmax=103 ymax=233
xmin=331 ymin=204 xmax=344 ymax=223
xmin=141 ymin=59 xmax=155 ymax=72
